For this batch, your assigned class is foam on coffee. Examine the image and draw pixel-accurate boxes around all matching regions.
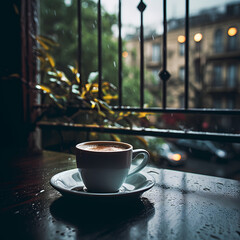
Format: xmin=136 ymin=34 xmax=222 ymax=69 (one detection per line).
xmin=79 ymin=144 xmax=128 ymax=152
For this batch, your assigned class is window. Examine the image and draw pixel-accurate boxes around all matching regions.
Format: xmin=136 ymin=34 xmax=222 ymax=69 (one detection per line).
xmin=152 ymin=43 xmax=161 ymax=62
xmin=227 ymin=98 xmax=235 ymax=109
xmin=179 ymin=95 xmax=184 ymax=108
xmin=213 ymin=97 xmax=222 ymax=109
xmin=179 ymin=43 xmax=185 ymax=56
xmin=152 ymin=69 xmax=160 ymax=83
xmin=35 ymin=0 xmax=240 ymax=155
xmin=214 ymin=29 xmax=223 ymax=53
xmin=227 ymin=64 xmax=237 ymax=87
xmin=195 ymin=41 xmax=201 ymax=52
xmin=194 ymin=59 xmax=201 ymax=83
xmin=213 ymin=65 xmax=222 ymax=86
xmin=179 ymin=67 xmax=185 ymax=81
xmin=228 ymin=35 xmax=237 ymax=51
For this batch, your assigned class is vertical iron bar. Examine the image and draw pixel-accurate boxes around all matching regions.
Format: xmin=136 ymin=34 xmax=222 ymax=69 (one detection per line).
xmin=140 ymin=3 xmax=144 ymax=109
xmin=185 ymin=0 xmax=189 ymax=109
xmin=118 ymin=0 xmax=122 ymax=107
xmin=162 ymin=0 xmax=167 ymax=109
xmin=77 ymin=0 xmax=82 ymax=88
xmin=98 ymin=0 xmax=102 ymax=99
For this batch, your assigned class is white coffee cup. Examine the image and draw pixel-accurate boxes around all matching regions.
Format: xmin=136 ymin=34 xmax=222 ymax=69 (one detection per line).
xmin=75 ymin=141 xmax=149 ymax=193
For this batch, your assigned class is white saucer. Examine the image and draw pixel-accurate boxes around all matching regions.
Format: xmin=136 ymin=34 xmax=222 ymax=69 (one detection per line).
xmin=50 ymin=168 xmax=155 ymax=200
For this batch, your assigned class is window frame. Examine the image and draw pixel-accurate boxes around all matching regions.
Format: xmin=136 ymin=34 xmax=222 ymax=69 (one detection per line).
xmin=33 ymin=0 xmax=240 ymax=144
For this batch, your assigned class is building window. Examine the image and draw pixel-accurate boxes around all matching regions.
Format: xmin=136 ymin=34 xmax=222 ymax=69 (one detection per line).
xmin=194 ymin=59 xmax=201 ymax=83
xmin=228 ymin=35 xmax=237 ymax=51
xmin=213 ymin=65 xmax=223 ymax=86
xmin=179 ymin=95 xmax=184 ymax=108
xmin=195 ymin=41 xmax=201 ymax=52
xmin=213 ymin=97 xmax=222 ymax=109
xmin=152 ymin=69 xmax=160 ymax=83
xmin=226 ymin=98 xmax=235 ymax=109
xmin=214 ymin=29 xmax=223 ymax=53
xmin=227 ymin=64 xmax=237 ymax=87
xmin=152 ymin=43 xmax=161 ymax=62
xmin=179 ymin=43 xmax=185 ymax=56
xmin=179 ymin=66 xmax=185 ymax=81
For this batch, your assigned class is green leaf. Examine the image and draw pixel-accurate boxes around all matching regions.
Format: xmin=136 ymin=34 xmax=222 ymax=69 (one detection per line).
xmin=98 ymin=99 xmax=115 ymax=115
xmin=95 ymin=102 xmax=106 ymax=117
xmin=88 ymin=72 xmax=98 ymax=83
xmin=49 ymin=94 xmax=64 ymax=109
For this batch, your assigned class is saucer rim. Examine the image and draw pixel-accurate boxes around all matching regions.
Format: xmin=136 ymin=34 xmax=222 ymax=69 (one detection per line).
xmin=50 ymin=168 xmax=155 ymax=198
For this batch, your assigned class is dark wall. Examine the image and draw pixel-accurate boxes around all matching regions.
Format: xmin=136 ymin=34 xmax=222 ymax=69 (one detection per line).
xmin=0 ymin=1 xmax=27 ymax=156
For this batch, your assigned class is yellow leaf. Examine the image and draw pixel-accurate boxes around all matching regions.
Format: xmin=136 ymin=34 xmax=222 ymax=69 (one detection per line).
xmin=76 ymin=73 xmax=80 ymax=84
xmin=124 ymin=112 xmax=131 ymax=117
xmin=49 ymin=94 xmax=64 ymax=109
xmin=135 ymin=136 xmax=148 ymax=147
xmin=137 ymin=112 xmax=150 ymax=118
xmin=90 ymin=132 xmax=98 ymax=138
xmin=13 ymin=4 xmax=19 ymax=15
xmin=91 ymin=89 xmax=98 ymax=94
xmin=36 ymin=37 xmax=50 ymax=50
xmin=116 ymin=116 xmax=123 ymax=121
xmin=36 ymin=84 xmax=51 ymax=93
xmin=57 ymin=71 xmax=71 ymax=85
xmin=68 ymin=65 xmax=78 ymax=74
xmin=37 ymin=35 xmax=59 ymax=46
xmin=46 ymin=53 xmax=55 ymax=68
xmin=102 ymin=82 xmax=110 ymax=87
xmin=116 ymin=111 xmax=130 ymax=121
xmin=95 ymin=102 xmax=106 ymax=117
xmin=90 ymin=100 xmax=96 ymax=109
xmin=85 ymin=83 xmax=91 ymax=92
xmin=111 ymin=134 xmax=121 ymax=142
xmin=103 ymin=94 xmax=118 ymax=101
xmin=57 ymin=71 xmax=63 ymax=78
xmin=9 ymin=73 xmax=20 ymax=78
xmin=37 ymin=56 xmax=45 ymax=63
xmin=98 ymin=110 xmax=106 ymax=117
xmin=98 ymin=100 xmax=115 ymax=115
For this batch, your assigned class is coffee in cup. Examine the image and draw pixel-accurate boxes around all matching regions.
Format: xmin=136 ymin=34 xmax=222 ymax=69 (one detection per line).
xmin=75 ymin=141 xmax=149 ymax=193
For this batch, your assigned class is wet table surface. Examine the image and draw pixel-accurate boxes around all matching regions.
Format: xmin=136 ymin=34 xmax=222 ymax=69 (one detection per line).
xmin=0 ymin=151 xmax=240 ymax=240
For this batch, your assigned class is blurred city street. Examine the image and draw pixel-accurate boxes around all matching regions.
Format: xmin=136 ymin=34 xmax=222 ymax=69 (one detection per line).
xmin=151 ymin=152 xmax=240 ymax=181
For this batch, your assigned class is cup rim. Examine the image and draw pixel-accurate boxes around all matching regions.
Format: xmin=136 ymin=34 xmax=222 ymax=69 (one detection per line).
xmin=75 ymin=141 xmax=133 ymax=153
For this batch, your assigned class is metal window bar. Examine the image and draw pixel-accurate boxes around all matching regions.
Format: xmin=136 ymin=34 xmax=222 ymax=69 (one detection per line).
xmin=138 ymin=0 xmax=146 ymax=109
xmin=118 ymin=0 xmax=122 ymax=107
xmin=37 ymin=0 xmax=240 ymax=143
xmin=77 ymin=0 xmax=82 ymax=88
xmin=185 ymin=0 xmax=189 ymax=109
xmin=161 ymin=0 xmax=168 ymax=109
xmin=98 ymin=0 xmax=102 ymax=100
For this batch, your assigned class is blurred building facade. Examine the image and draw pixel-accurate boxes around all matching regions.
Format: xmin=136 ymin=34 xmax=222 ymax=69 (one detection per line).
xmin=124 ymin=2 xmax=240 ymax=110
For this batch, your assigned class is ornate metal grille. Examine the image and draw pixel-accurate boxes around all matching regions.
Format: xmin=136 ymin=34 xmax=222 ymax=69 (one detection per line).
xmin=38 ymin=0 xmax=240 ymax=143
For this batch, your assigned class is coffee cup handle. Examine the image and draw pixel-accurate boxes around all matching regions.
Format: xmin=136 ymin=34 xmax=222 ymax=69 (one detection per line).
xmin=128 ymin=149 xmax=149 ymax=176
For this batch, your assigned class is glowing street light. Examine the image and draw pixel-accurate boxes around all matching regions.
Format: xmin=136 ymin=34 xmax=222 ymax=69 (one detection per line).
xmin=177 ymin=35 xmax=186 ymax=43
xmin=122 ymin=51 xmax=128 ymax=58
xmin=228 ymin=27 xmax=237 ymax=37
xmin=194 ymin=33 xmax=203 ymax=42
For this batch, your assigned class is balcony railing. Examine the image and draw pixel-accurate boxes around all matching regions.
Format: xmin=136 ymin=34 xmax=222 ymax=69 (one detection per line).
xmin=37 ymin=0 xmax=240 ymax=143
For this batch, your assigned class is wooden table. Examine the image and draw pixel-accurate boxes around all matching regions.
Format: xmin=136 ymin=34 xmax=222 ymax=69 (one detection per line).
xmin=1 ymin=151 xmax=240 ymax=240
